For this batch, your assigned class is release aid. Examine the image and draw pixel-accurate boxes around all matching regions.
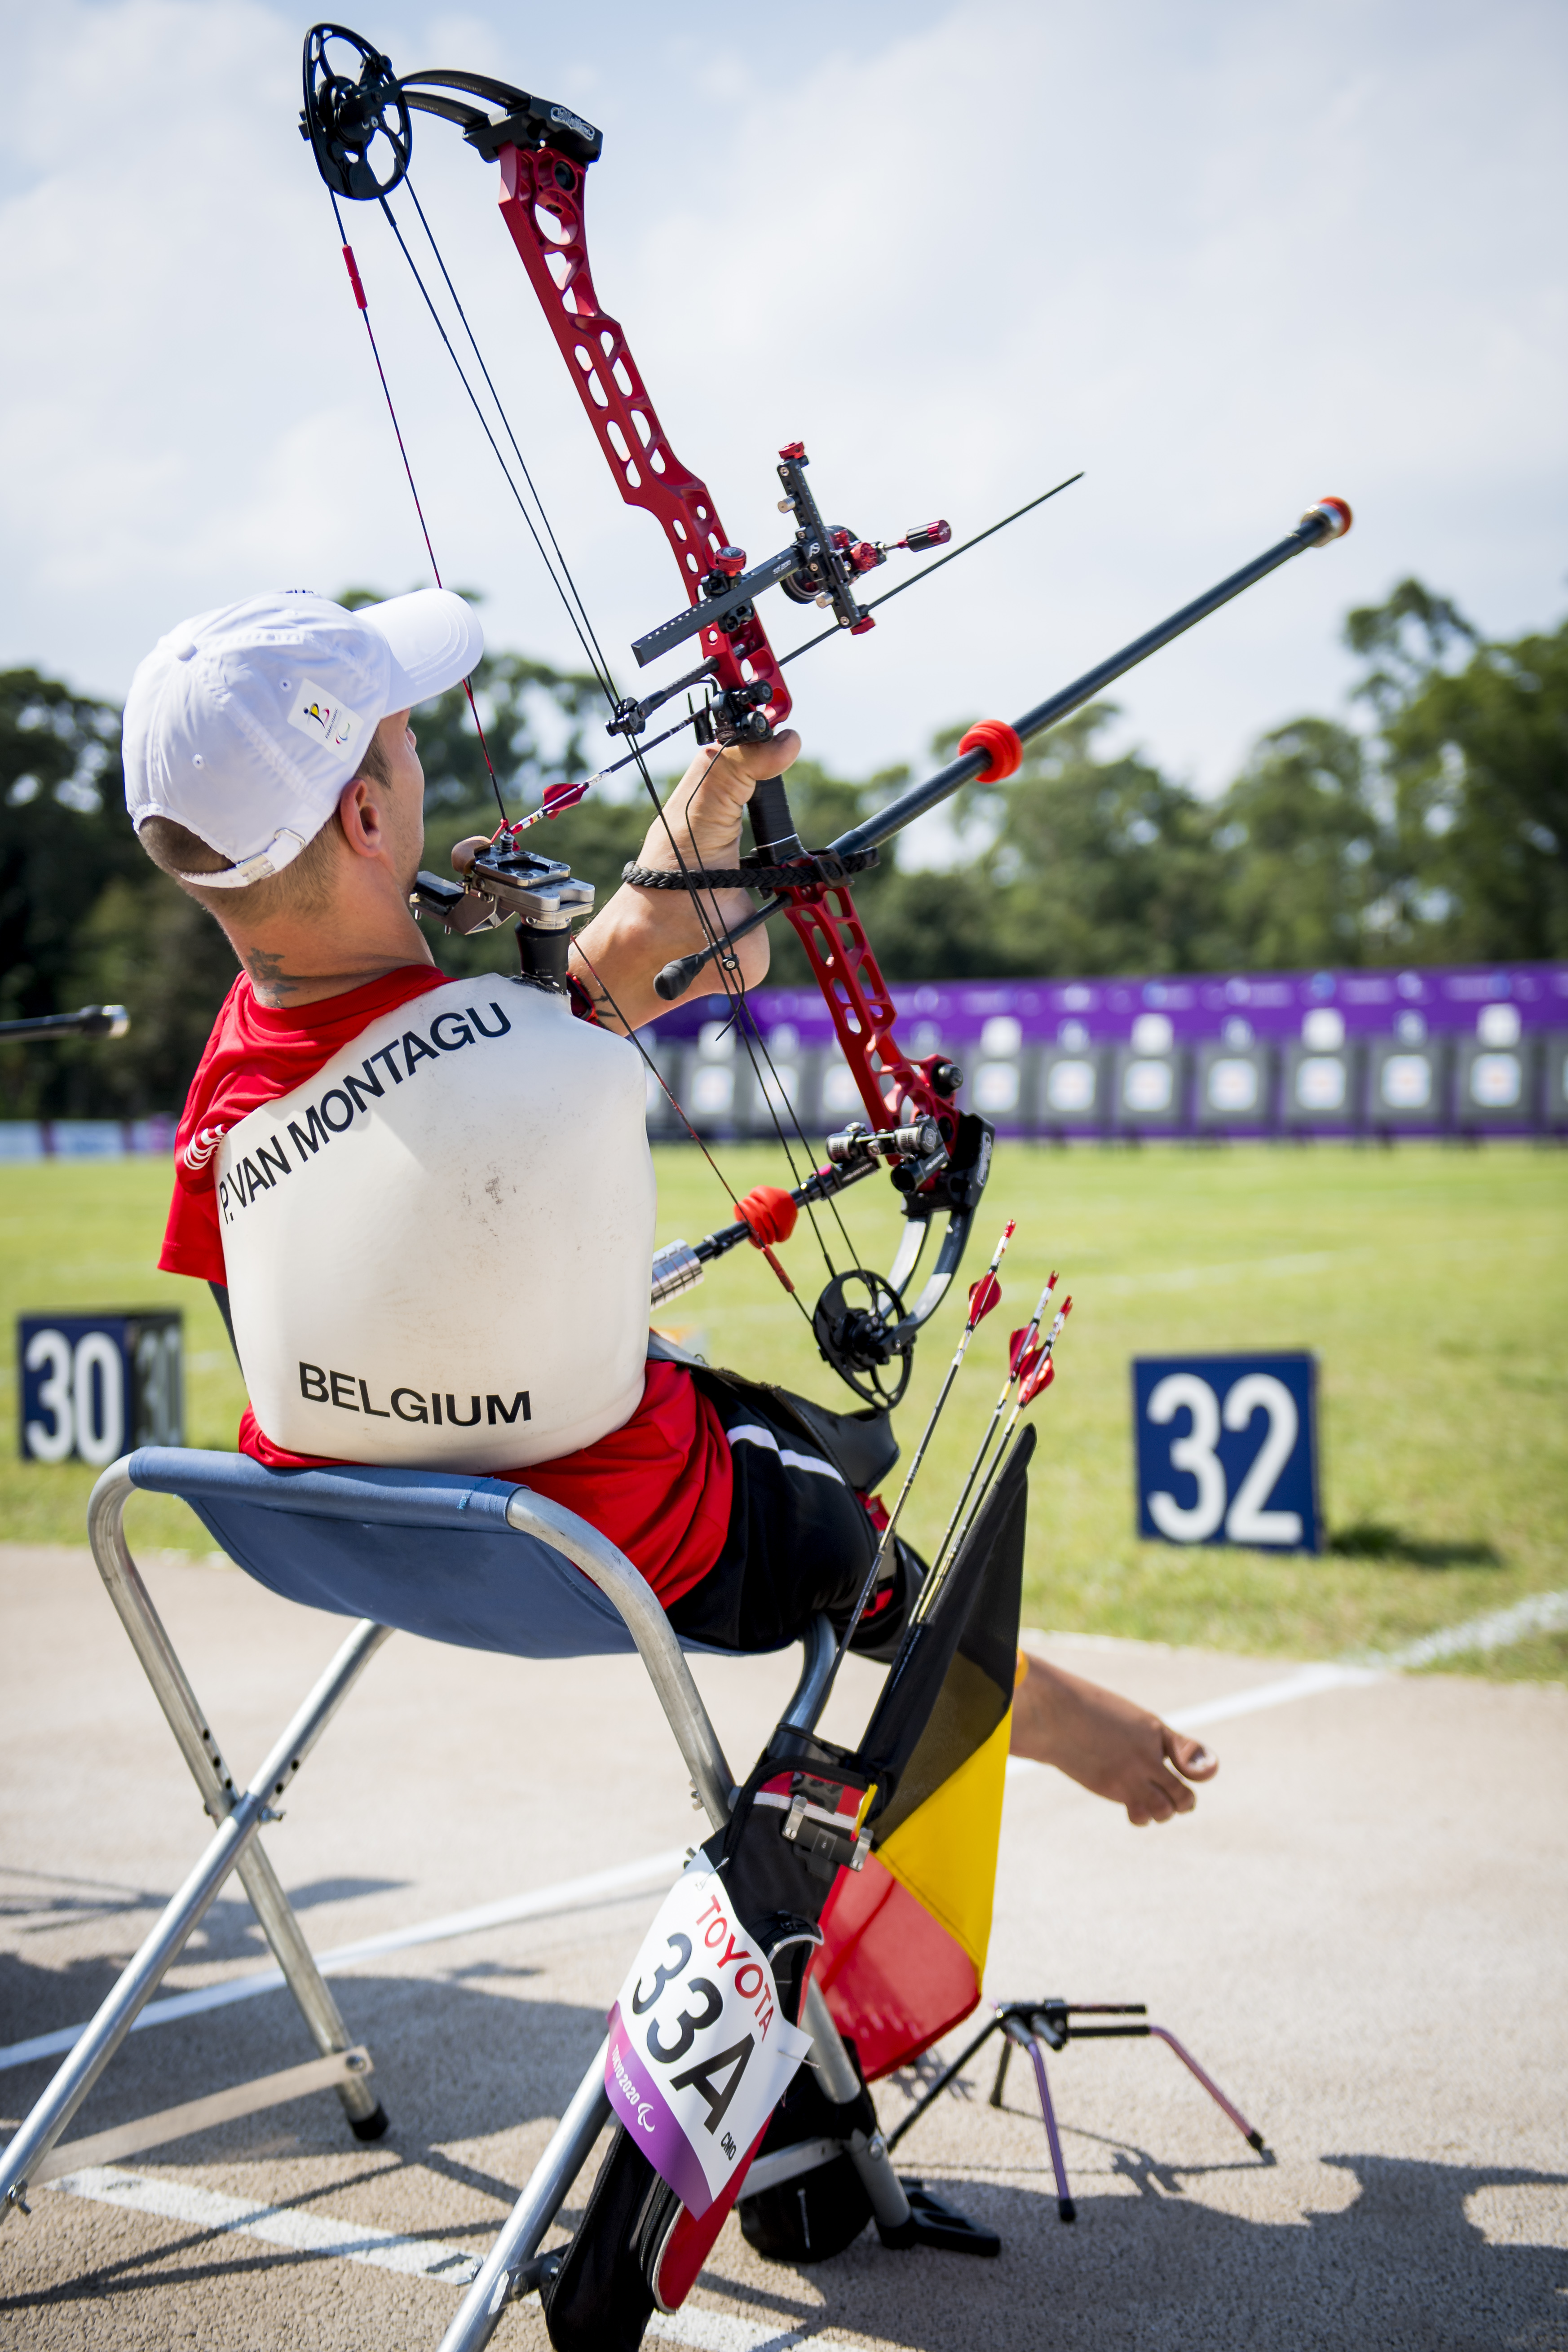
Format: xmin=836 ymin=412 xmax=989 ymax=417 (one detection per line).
xmin=412 ymin=833 xmax=594 ymax=993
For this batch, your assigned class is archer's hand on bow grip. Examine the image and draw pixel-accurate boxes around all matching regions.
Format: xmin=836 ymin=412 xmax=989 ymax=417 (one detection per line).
xmin=630 ymin=730 xmax=802 ymax=881
xmin=565 ymin=732 xmax=803 ymax=1025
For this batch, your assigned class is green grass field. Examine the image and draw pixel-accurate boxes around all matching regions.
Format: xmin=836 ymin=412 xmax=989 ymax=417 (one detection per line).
xmin=1 ymin=1143 xmax=1563 ymax=1676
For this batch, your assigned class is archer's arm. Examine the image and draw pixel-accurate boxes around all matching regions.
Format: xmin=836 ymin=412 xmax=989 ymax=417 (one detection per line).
xmin=455 ymin=734 xmax=799 ymax=1035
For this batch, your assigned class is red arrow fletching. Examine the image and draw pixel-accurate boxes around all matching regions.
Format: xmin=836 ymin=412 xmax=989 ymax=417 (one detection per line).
xmin=968 ymin=1271 xmax=1003 ymax=1327
xmin=1018 ymin=1355 xmax=1056 ymax=1406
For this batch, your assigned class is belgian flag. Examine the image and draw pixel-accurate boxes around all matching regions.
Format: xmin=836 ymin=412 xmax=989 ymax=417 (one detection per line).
xmin=811 ymin=1426 xmax=1034 ymax=2079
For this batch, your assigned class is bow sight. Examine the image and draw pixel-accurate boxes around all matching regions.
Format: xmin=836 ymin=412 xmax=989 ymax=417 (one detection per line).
xmin=621 ymin=446 xmax=950 ymax=738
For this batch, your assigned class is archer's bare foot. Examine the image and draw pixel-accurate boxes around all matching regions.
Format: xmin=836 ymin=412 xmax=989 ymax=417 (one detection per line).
xmin=1010 ymin=1653 xmax=1218 ymax=1826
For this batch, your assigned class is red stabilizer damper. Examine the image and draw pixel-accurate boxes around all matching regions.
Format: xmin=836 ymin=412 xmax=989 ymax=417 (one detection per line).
xmin=1308 ymin=496 xmax=1353 ymax=540
xmin=958 ymin=720 xmax=1024 ymax=783
xmin=735 ymin=1185 xmax=798 ymax=1247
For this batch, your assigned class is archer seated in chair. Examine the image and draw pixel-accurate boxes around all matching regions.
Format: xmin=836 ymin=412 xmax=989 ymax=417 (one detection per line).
xmin=123 ymin=585 xmax=1215 ymax=1828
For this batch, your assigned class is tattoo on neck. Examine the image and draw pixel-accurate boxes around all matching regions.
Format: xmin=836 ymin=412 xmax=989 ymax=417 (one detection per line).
xmin=242 ymin=948 xmax=300 ymax=1005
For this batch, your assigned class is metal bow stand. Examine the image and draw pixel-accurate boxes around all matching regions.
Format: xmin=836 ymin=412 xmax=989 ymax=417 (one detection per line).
xmin=887 ymin=1995 xmax=1268 ymax=2222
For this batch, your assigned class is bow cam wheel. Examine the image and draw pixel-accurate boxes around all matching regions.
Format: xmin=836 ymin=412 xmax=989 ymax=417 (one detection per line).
xmin=301 ymin=24 xmax=413 ymax=201
xmin=813 ymin=1269 xmax=914 ymax=1410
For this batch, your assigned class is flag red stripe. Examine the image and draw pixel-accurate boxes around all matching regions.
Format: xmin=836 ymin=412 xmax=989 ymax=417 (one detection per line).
xmin=812 ymin=1853 xmax=981 ymax=2081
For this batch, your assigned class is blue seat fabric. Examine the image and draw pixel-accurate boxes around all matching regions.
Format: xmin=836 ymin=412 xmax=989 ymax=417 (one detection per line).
xmin=128 ymin=1448 xmax=660 ymax=1661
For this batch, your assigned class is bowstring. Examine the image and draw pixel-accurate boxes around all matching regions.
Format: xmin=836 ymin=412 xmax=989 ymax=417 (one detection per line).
xmin=330 ymin=179 xmax=856 ymax=1281
xmin=571 ymin=933 xmax=819 ymax=1334
xmin=363 ymin=185 xmax=781 ymax=1075
xmin=384 ymin=181 xmax=853 ymax=1266
xmin=329 ymin=189 xmax=509 ymax=826
xmin=399 ymin=178 xmax=622 ymax=698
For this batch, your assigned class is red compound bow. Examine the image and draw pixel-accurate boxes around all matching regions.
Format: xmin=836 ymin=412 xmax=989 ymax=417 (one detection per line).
xmin=298 ymin=24 xmax=1350 ymax=1406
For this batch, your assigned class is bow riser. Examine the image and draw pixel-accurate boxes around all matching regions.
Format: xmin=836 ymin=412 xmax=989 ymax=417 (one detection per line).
xmin=490 ymin=134 xmax=954 ymax=1191
xmin=494 ymin=141 xmax=790 ymax=739
xmin=776 ymin=887 xmax=951 ymax=1141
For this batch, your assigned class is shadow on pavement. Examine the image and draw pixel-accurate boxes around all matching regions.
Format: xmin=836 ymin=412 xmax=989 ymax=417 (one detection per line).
xmin=735 ymin=2149 xmax=1568 ymax=2352
xmin=5 ymin=1959 xmax=1565 ymax=2352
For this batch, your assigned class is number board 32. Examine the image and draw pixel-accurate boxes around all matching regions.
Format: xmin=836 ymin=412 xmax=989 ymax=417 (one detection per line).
xmin=1133 ymin=1353 xmax=1321 ymax=1553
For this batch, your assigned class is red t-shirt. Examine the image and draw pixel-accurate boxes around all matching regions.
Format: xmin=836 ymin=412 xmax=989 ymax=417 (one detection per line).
xmin=163 ymin=966 xmax=732 ymax=1606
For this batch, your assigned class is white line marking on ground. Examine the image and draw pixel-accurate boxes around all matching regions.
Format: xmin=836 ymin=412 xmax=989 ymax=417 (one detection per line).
xmin=15 ymin=1595 xmax=1564 ymax=2064
xmin=44 ymin=2167 xmax=856 ymax=2335
xmin=1163 ymin=1662 xmax=1385 ymax=1731
xmin=1007 ymin=1589 xmax=1568 ymax=1774
xmin=45 ymin=2163 xmax=483 ymax=2283
xmin=0 ymin=1848 xmax=687 ymax=2073
xmin=649 ymin=2310 xmax=835 ymax=2352
xmin=1375 ymin=1587 xmax=1568 ymax=1668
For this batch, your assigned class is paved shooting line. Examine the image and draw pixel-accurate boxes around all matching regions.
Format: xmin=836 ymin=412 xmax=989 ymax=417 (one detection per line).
xmin=44 ymin=2169 xmax=840 ymax=2348
xmin=1007 ymin=1584 xmax=1568 ymax=1767
xmin=11 ymin=1589 xmax=1563 ymax=2069
xmin=0 ymin=1851 xmax=689 ymax=2074
xmin=44 ymin=2163 xmax=484 ymax=2283
xmin=6 ymin=1543 xmax=1565 ymax=2348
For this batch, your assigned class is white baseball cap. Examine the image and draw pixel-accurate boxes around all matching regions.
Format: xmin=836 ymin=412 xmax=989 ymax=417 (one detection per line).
xmin=123 ymin=588 xmax=485 ymax=887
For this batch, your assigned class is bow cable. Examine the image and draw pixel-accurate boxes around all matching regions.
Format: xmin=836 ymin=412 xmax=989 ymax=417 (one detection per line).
xmin=327 ymin=177 xmax=862 ymax=1284
xmin=329 ymin=188 xmax=508 ymax=826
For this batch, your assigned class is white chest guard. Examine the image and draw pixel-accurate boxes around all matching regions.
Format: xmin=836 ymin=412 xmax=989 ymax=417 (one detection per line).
xmin=215 ymin=974 xmax=655 ymax=1468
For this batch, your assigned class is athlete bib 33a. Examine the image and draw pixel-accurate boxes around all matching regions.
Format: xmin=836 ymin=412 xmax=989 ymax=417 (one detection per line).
xmin=215 ymin=974 xmax=656 ymax=1468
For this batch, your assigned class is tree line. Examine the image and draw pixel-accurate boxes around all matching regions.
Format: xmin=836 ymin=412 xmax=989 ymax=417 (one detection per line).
xmin=1 ymin=579 xmax=1563 ymax=1118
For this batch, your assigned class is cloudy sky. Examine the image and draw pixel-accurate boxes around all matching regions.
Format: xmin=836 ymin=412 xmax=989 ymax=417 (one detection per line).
xmin=1 ymin=0 xmax=1564 ymax=820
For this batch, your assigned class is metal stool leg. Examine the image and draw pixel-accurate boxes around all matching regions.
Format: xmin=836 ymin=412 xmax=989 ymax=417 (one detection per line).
xmin=88 ymin=1463 xmax=386 ymax=2132
xmin=437 ymin=2043 xmax=612 ymax=2352
xmin=1 ymin=1616 xmax=388 ymax=2215
xmin=802 ymin=1978 xmax=915 ymax=2239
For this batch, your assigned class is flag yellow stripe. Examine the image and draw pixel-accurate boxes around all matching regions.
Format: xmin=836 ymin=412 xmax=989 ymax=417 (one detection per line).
xmin=876 ymin=1705 xmax=1013 ymax=1976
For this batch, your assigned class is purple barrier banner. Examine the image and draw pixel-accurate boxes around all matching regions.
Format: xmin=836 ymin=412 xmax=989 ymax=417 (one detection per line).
xmin=640 ymin=961 xmax=1568 ymax=1140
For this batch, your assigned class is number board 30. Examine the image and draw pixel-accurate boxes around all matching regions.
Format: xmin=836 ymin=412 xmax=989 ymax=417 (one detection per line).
xmin=18 ymin=1313 xmax=184 ymax=1468
xmin=1132 ymin=1353 xmax=1321 ymax=1553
